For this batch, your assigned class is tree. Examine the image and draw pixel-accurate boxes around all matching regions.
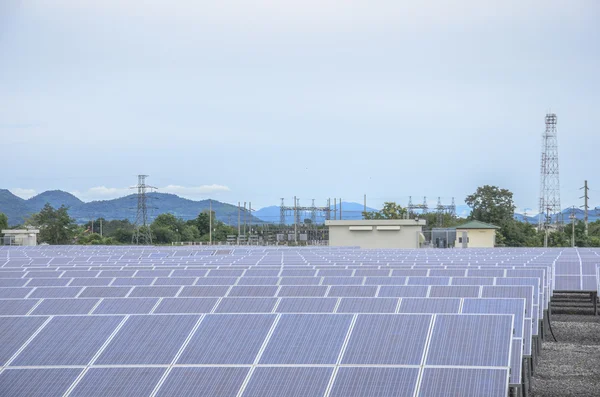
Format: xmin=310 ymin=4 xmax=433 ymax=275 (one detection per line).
xmin=29 ymin=204 xmax=77 ymax=245
xmin=465 ymin=185 xmax=516 ymax=227
xmin=363 ymin=202 xmax=407 ymax=220
xmin=0 ymin=213 xmax=8 ymax=235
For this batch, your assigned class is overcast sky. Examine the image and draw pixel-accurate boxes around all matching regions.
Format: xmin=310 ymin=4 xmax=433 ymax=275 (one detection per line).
xmin=1 ymin=1 xmax=599 ymax=212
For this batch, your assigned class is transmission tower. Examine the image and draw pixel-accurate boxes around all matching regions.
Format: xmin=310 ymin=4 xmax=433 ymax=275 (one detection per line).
xmin=538 ymin=113 xmax=562 ymax=230
xmin=131 ymin=175 xmax=156 ymax=245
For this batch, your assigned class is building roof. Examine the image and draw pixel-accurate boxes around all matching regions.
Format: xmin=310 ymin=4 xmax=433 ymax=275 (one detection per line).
xmin=454 ymin=220 xmax=500 ymax=230
xmin=2 ymin=229 xmax=39 ymax=234
xmin=326 ymin=219 xmax=426 ymax=226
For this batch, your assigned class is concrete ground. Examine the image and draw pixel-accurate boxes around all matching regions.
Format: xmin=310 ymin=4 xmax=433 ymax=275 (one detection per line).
xmin=532 ymin=295 xmax=600 ymax=397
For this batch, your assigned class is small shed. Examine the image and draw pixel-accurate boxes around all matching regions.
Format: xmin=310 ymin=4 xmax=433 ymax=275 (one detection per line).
xmin=1 ymin=229 xmax=39 ymax=246
xmin=326 ymin=219 xmax=426 ymax=249
xmin=454 ymin=220 xmax=500 ymax=248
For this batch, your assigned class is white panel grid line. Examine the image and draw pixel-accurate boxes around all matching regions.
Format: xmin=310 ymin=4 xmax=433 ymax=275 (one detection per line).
xmin=271 ymin=298 xmax=282 ymax=314
xmin=23 ymin=287 xmax=37 ymax=299
xmin=333 ymin=298 xmax=342 ymax=313
xmin=25 ymin=299 xmax=44 ymax=315
xmin=150 ymin=298 xmax=164 ymax=314
xmin=123 ymin=286 xmax=135 ymax=298
xmin=149 ymin=314 xmax=207 ymax=397
xmin=413 ymin=314 xmax=436 ymax=397
xmin=395 ymin=298 xmax=403 ymax=314
xmin=88 ymin=298 xmax=104 ymax=315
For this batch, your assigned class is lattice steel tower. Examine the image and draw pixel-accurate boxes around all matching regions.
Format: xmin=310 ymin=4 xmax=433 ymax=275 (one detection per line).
xmin=538 ymin=113 xmax=562 ymax=230
xmin=131 ymin=175 xmax=156 ymax=245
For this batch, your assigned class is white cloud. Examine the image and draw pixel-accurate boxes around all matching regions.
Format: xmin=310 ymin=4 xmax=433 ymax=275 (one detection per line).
xmin=69 ymin=184 xmax=231 ymax=202
xmin=9 ymin=188 xmax=37 ymax=199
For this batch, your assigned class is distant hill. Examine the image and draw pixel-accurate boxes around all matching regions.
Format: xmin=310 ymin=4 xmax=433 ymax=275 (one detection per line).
xmin=0 ymin=189 xmax=263 ymax=226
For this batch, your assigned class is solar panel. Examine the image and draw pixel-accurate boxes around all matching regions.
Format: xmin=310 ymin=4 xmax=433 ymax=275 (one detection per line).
xmin=0 ymin=299 xmax=38 ymax=315
xmin=154 ymin=297 xmax=218 ymax=314
xmin=177 ymin=314 xmax=275 ymax=364
xmin=398 ymin=298 xmax=461 ymax=314
xmin=95 ymin=315 xmax=198 ymax=365
xmin=92 ymin=297 xmax=158 ymax=314
xmin=0 ymin=317 xmax=47 ymax=365
xmin=259 ymin=314 xmax=352 ymax=364
xmin=241 ymin=367 xmax=333 ymax=397
xmin=215 ymin=297 xmax=277 ymax=313
xmin=0 ymin=368 xmax=82 ymax=397
xmin=69 ymin=367 xmax=165 ymax=397
xmin=276 ymin=297 xmax=337 ymax=313
xmin=31 ymin=298 xmax=99 ymax=315
xmin=156 ymin=367 xmax=249 ymax=397
xmin=417 ymin=368 xmax=509 ymax=397
xmin=12 ymin=316 xmax=123 ymax=365
xmin=330 ymin=367 xmax=419 ymax=397
xmin=342 ymin=314 xmax=431 ymax=365
xmin=337 ymin=297 xmax=398 ymax=313
xmin=425 ymin=314 xmax=513 ymax=367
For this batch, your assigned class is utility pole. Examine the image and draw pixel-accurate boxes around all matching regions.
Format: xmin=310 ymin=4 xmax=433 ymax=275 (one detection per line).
xmin=243 ymin=202 xmax=247 ymax=236
xmin=100 ymin=219 xmax=103 ymax=237
xmin=91 ymin=219 xmax=94 ymax=234
xmin=364 ymin=194 xmax=367 ymax=217
xmin=294 ymin=195 xmax=298 ymax=243
xmin=334 ymin=198 xmax=337 ymax=220
xmin=237 ymin=202 xmax=241 ymax=244
xmin=249 ymin=202 xmax=252 ymax=238
xmin=339 ymin=198 xmax=342 ymax=220
xmin=581 ymin=180 xmax=589 ymax=236
xmin=570 ymin=206 xmax=576 ymax=248
xmin=209 ymin=199 xmax=212 ymax=245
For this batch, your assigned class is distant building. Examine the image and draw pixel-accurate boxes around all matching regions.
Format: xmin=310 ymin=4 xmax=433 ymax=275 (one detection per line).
xmin=326 ymin=219 xmax=426 ymax=249
xmin=453 ymin=220 xmax=500 ymax=248
xmin=1 ymin=229 xmax=39 ymax=246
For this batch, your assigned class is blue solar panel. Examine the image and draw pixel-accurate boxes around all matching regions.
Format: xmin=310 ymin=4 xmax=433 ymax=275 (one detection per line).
xmin=111 ymin=277 xmax=155 ymax=286
xmin=156 ymin=367 xmax=249 ymax=397
xmin=276 ymin=297 xmax=337 ymax=313
xmin=364 ymin=276 xmax=407 ymax=285
xmin=68 ymin=278 xmax=112 ymax=287
xmin=0 ymin=279 xmax=28 ymax=287
xmin=95 ymin=315 xmax=199 ymax=365
xmin=215 ymin=297 xmax=277 ymax=313
xmin=26 ymin=278 xmax=70 ymax=287
xmin=92 ymin=298 xmax=158 ymax=314
xmin=153 ymin=277 xmax=196 ymax=286
xmin=337 ymin=297 xmax=398 ymax=313
xmin=179 ymin=286 xmax=229 ymax=297
xmin=323 ymin=276 xmax=364 ymax=285
xmin=79 ymin=286 xmax=131 ymax=298
xmin=279 ymin=277 xmax=322 ymax=285
xmin=0 ymin=299 xmax=38 ymax=315
xmin=177 ymin=314 xmax=275 ymax=364
xmin=0 ymin=316 xmax=47 ymax=365
xmin=70 ymin=367 xmax=165 ymax=397
xmin=342 ymin=314 xmax=431 ymax=365
xmin=227 ymin=286 xmax=278 ymax=297
xmin=237 ymin=277 xmax=279 ymax=286
xmin=327 ymin=285 xmax=378 ymax=297
xmin=425 ymin=314 xmax=512 ymax=367
xmin=12 ymin=316 xmax=122 ymax=365
xmin=417 ymin=368 xmax=509 ymax=397
xmin=407 ymin=276 xmax=450 ymax=286
xmin=0 ymin=287 xmax=32 ymax=298
xmin=277 ymin=286 xmax=327 ymax=297
xmin=378 ymin=286 xmax=429 ymax=297
xmin=428 ymin=285 xmax=480 ymax=298
xmin=330 ymin=367 xmax=419 ymax=397
xmin=241 ymin=367 xmax=333 ymax=397
xmin=154 ymin=297 xmax=218 ymax=314
xmin=129 ymin=286 xmax=181 ymax=298
xmin=398 ymin=298 xmax=461 ymax=314
xmin=260 ymin=314 xmax=352 ymax=364
xmin=31 ymin=298 xmax=99 ymax=315
xmin=195 ymin=277 xmax=239 ymax=285
xmin=0 ymin=368 xmax=82 ymax=397
xmin=462 ymin=298 xmax=525 ymax=338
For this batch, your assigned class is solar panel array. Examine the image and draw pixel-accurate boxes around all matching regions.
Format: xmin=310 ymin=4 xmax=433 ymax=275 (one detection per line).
xmin=0 ymin=246 xmax=594 ymax=397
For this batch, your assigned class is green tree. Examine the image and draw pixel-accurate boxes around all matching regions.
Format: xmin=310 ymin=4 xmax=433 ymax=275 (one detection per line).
xmin=29 ymin=204 xmax=77 ymax=245
xmin=0 ymin=213 xmax=8 ymax=235
xmin=363 ymin=202 xmax=407 ymax=220
xmin=465 ymin=185 xmax=516 ymax=227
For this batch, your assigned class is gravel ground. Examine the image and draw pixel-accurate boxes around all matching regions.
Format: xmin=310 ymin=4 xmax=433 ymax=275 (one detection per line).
xmin=532 ymin=306 xmax=600 ymax=397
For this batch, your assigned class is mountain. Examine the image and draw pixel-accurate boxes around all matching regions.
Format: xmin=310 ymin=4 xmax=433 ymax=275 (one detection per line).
xmin=26 ymin=190 xmax=83 ymax=211
xmin=0 ymin=190 xmax=263 ymax=226
xmin=254 ymin=202 xmax=379 ymax=224
xmin=0 ymin=189 xmax=31 ymax=226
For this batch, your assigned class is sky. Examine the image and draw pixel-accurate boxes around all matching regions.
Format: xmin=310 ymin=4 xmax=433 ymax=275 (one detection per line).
xmin=1 ymin=0 xmax=599 ymax=212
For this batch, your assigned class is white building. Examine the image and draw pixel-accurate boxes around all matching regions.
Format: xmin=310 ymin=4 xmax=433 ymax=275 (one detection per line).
xmin=326 ymin=219 xmax=427 ymax=249
xmin=1 ymin=229 xmax=39 ymax=246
